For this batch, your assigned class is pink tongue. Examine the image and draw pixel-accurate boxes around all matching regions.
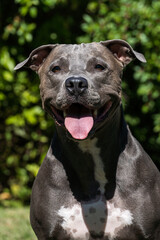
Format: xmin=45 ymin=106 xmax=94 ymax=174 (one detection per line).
xmin=65 ymin=116 xmax=94 ymax=140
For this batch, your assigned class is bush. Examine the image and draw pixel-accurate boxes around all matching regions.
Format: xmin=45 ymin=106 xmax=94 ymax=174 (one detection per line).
xmin=0 ymin=0 xmax=160 ymax=204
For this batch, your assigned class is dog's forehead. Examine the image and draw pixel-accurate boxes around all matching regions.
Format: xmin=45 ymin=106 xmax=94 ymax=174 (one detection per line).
xmin=52 ymin=42 xmax=109 ymax=60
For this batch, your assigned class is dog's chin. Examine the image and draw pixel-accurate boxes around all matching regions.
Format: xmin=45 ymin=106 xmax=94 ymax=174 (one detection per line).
xmin=46 ymin=99 xmax=116 ymax=141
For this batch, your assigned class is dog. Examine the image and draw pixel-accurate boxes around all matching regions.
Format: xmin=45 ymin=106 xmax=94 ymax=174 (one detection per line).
xmin=15 ymin=39 xmax=160 ymax=240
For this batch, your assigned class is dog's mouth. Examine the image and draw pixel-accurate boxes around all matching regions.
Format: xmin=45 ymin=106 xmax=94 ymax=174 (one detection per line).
xmin=49 ymin=100 xmax=112 ymax=140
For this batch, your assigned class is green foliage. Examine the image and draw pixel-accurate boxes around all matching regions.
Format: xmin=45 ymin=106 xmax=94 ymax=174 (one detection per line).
xmin=0 ymin=0 xmax=90 ymax=204
xmin=0 ymin=0 xmax=160 ymax=205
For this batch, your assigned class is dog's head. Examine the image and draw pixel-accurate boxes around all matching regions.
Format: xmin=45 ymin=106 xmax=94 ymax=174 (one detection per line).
xmin=15 ymin=40 xmax=146 ymax=140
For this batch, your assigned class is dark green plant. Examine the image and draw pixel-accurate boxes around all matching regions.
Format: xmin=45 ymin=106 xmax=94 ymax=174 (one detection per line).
xmin=0 ymin=0 xmax=160 ymax=205
xmin=0 ymin=0 xmax=90 ymax=205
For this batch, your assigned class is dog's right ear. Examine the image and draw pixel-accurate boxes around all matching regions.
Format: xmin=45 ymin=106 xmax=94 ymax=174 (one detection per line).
xmin=14 ymin=44 xmax=58 ymax=72
xmin=101 ymin=40 xmax=146 ymax=67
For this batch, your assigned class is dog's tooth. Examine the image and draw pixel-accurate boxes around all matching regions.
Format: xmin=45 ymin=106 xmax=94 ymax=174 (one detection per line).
xmin=63 ymin=111 xmax=66 ymax=118
xmin=93 ymin=110 xmax=98 ymax=118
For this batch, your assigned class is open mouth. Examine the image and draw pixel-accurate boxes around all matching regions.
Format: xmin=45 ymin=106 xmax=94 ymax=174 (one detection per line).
xmin=50 ymin=100 xmax=112 ymax=140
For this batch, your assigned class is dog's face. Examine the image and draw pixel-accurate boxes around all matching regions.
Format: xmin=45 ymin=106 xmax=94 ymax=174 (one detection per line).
xmin=40 ymin=43 xmax=122 ymax=140
xmin=15 ymin=40 xmax=146 ymax=140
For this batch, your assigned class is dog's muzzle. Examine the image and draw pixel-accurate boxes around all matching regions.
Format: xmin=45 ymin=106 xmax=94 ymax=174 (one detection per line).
xmin=46 ymin=77 xmax=119 ymax=140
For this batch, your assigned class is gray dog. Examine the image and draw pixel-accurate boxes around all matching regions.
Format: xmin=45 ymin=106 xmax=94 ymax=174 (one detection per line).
xmin=15 ymin=39 xmax=160 ymax=240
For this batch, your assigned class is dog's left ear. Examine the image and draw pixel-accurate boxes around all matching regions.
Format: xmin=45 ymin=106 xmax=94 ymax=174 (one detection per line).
xmin=101 ymin=39 xmax=146 ymax=67
xmin=14 ymin=44 xmax=58 ymax=72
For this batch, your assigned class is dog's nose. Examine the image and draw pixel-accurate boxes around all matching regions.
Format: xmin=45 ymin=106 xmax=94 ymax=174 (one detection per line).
xmin=65 ymin=77 xmax=88 ymax=96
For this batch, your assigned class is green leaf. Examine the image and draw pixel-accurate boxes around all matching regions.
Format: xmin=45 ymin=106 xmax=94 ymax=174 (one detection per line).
xmin=26 ymin=164 xmax=39 ymax=177
xmin=6 ymin=115 xmax=25 ymax=127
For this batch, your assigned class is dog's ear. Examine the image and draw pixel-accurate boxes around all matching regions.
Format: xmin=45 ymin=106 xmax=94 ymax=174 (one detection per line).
xmin=14 ymin=44 xmax=58 ymax=72
xmin=101 ymin=39 xmax=146 ymax=67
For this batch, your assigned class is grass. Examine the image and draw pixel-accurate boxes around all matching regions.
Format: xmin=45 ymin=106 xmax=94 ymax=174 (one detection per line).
xmin=0 ymin=207 xmax=36 ymax=240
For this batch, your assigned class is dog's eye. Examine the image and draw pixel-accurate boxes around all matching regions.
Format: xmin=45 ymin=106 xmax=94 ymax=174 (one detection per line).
xmin=95 ymin=64 xmax=105 ymax=71
xmin=51 ymin=66 xmax=61 ymax=73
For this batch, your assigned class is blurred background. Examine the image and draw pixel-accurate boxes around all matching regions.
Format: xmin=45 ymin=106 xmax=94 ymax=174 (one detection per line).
xmin=0 ymin=0 xmax=160 ymax=239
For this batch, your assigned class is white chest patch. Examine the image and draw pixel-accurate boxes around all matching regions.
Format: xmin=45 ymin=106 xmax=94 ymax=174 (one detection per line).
xmin=57 ymin=196 xmax=133 ymax=240
xmin=78 ymin=138 xmax=107 ymax=193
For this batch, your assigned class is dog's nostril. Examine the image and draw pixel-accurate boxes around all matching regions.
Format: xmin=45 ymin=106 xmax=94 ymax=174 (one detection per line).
xmin=65 ymin=77 xmax=88 ymax=96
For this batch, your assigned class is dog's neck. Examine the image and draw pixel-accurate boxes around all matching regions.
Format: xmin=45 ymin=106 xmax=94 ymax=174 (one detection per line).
xmin=53 ymin=105 xmax=127 ymax=200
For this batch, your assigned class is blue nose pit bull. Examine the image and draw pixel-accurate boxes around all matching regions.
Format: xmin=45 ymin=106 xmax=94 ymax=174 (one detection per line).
xmin=15 ymin=40 xmax=160 ymax=240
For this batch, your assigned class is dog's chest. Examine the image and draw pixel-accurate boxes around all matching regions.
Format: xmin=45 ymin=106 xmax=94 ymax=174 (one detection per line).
xmin=57 ymin=195 xmax=133 ymax=239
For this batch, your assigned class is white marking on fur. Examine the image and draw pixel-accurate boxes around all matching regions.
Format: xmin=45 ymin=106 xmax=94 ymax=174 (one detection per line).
xmin=57 ymin=199 xmax=133 ymax=239
xmin=58 ymin=204 xmax=89 ymax=239
xmin=105 ymin=202 xmax=133 ymax=239
xmin=78 ymin=138 xmax=107 ymax=193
